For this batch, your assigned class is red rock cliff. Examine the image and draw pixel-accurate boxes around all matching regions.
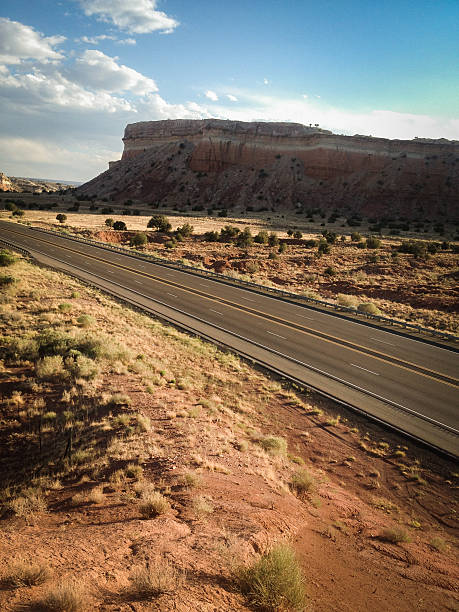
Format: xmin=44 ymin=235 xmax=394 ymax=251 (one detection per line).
xmin=79 ymin=119 xmax=459 ymax=219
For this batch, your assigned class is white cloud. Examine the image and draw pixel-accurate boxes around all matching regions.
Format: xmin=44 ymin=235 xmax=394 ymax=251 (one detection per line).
xmin=205 ymin=90 xmax=218 ymax=101
xmin=76 ymin=34 xmax=116 ymax=44
xmin=79 ymin=0 xmax=179 ymax=34
xmin=302 ymin=94 xmax=308 ymax=99
xmin=76 ymin=34 xmax=136 ymax=45
xmin=70 ymin=50 xmax=157 ymax=95
xmin=139 ymin=93 xmax=210 ymax=120
xmin=0 ymin=66 xmax=134 ymax=112
xmin=226 ymin=94 xmax=238 ymax=102
xmin=208 ymin=91 xmax=459 ymax=140
xmin=0 ymin=17 xmax=65 ymax=65
xmin=118 ymin=38 xmax=136 ymax=45
xmin=263 ymin=78 xmax=269 ymax=85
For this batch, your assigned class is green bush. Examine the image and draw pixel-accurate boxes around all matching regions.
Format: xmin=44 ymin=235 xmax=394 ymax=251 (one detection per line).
xmin=77 ymin=314 xmax=95 ymax=327
xmin=0 ymin=249 xmax=17 ymax=267
xmin=366 ymin=235 xmax=381 ymax=249
xmin=113 ymin=220 xmax=127 ymax=231
xmin=105 ymin=218 xmax=114 ymax=227
xmin=56 ymin=213 xmax=67 ymax=224
xmin=236 ymin=543 xmax=306 ymax=611
xmin=0 ymin=274 xmax=15 ymax=287
xmin=358 ymin=302 xmax=381 ymax=316
xmin=254 ymin=230 xmax=269 ymax=244
xmin=148 ymin=215 xmax=171 ymax=232
xmin=130 ymin=233 xmax=148 ymax=248
xmin=257 ymin=435 xmax=287 ymax=455
xmin=290 ymin=468 xmax=315 ymax=495
xmin=268 ymin=232 xmax=279 ymax=247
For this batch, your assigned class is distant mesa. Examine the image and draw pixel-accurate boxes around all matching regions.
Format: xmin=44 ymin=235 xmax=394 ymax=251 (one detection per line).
xmin=0 ymin=172 xmax=76 ymax=193
xmin=77 ymin=119 xmax=459 ymax=219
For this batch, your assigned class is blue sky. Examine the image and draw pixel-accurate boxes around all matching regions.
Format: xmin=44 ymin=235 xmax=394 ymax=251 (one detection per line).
xmin=0 ymin=0 xmax=458 ymax=181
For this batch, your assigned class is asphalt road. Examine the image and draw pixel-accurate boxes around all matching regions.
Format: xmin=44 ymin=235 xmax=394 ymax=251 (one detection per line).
xmin=2 ymin=220 xmax=458 ymax=456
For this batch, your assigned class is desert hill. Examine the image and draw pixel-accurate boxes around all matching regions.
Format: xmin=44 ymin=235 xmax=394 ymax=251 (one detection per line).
xmin=77 ymin=119 xmax=459 ymax=221
xmin=0 ymin=172 xmax=75 ymax=193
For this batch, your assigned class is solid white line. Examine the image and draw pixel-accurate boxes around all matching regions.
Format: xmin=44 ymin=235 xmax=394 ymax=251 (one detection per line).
xmin=200 ymin=283 xmax=209 ymax=287
xmin=297 ymin=314 xmax=314 ymax=320
xmin=210 ymin=309 xmax=223 ymax=315
xmin=266 ymin=330 xmax=286 ymax=339
xmin=135 ymin=280 xmax=142 ymax=284
xmin=240 ymin=296 xmax=255 ymax=302
xmin=371 ymin=337 xmax=395 ymax=346
xmin=167 ymin=292 xmax=178 ymax=298
xmin=350 ymin=363 xmax=380 ymax=376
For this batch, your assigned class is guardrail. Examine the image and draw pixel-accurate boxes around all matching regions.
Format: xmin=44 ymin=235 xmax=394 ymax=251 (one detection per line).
xmin=12 ymin=224 xmax=459 ymax=343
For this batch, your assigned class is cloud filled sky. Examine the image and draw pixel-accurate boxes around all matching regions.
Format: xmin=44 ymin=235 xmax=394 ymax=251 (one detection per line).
xmin=0 ymin=0 xmax=458 ymax=181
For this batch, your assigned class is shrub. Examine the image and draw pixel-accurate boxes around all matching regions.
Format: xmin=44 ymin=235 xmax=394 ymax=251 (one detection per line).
xmin=128 ymin=559 xmax=183 ymax=598
xmin=2 ymin=561 xmax=50 ymax=587
xmin=105 ymin=218 xmax=114 ymax=227
xmin=203 ymin=230 xmax=219 ymax=242
xmin=293 ymin=230 xmax=303 ymax=239
xmin=257 ymin=435 xmax=287 ymax=455
xmin=254 ymin=230 xmax=269 ymax=244
xmin=278 ymin=242 xmax=287 ymax=254
xmin=430 ymin=537 xmax=448 ymax=552
xmin=290 ymin=468 xmax=315 ymax=495
xmin=125 ymin=463 xmax=144 ymax=479
xmin=236 ymin=543 xmax=306 ymax=611
xmin=236 ymin=228 xmax=254 ymax=248
xmin=12 ymin=208 xmax=24 ymax=217
xmin=357 ymin=302 xmax=381 ymax=316
xmin=351 ymin=231 xmax=362 ymax=242
xmin=130 ymin=232 xmax=147 ymax=248
xmin=37 ymin=580 xmax=87 ymax=611
xmin=317 ymin=241 xmax=330 ymax=255
xmin=379 ymin=527 xmax=411 ymax=544
xmin=0 ymin=274 xmax=15 ymax=288
xmin=56 ymin=213 xmax=67 ymax=224
xmin=192 ymin=495 xmax=214 ymax=516
xmin=324 ymin=266 xmax=336 ymax=276
xmin=337 ymin=294 xmax=358 ymax=308
xmin=0 ymin=249 xmax=17 ymax=267
xmin=113 ymin=220 xmax=127 ymax=231
xmin=176 ymin=223 xmax=193 ymax=237
xmin=9 ymin=488 xmax=47 ymax=522
xmin=58 ymin=302 xmax=72 ymax=313
xmin=36 ymin=355 xmax=66 ymax=380
xmin=366 ymin=235 xmax=381 ymax=249
xmin=76 ymin=314 xmax=95 ymax=327
xmin=139 ymin=491 xmax=170 ymax=518
xmin=148 ymin=215 xmax=171 ymax=232
xmin=268 ymin=232 xmax=279 ymax=247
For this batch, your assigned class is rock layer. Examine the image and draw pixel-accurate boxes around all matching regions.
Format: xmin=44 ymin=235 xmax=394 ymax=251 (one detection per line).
xmin=78 ymin=119 xmax=459 ymax=219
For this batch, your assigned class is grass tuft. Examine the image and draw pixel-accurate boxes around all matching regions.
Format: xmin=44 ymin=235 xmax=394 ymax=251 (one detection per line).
xmin=128 ymin=559 xmax=183 ymax=599
xmin=235 ymin=542 xmax=306 ymax=611
xmin=36 ymin=580 xmax=88 ymax=611
xmin=139 ymin=491 xmax=170 ymax=518
xmin=379 ymin=527 xmax=411 ymax=544
xmin=290 ymin=468 xmax=315 ymax=496
xmin=2 ymin=560 xmax=50 ymax=588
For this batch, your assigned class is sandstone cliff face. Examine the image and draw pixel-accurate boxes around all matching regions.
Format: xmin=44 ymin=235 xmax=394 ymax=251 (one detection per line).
xmin=78 ymin=119 xmax=459 ymax=220
xmin=0 ymin=172 xmax=75 ymax=193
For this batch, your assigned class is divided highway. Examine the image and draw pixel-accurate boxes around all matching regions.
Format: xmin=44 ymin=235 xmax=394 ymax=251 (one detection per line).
xmin=1 ymin=220 xmax=458 ymax=457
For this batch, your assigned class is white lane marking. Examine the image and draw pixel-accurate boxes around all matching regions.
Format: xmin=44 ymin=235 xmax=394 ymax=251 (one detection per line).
xmin=167 ymin=292 xmax=178 ymax=298
xmin=210 ymin=308 xmax=223 ymax=315
xmin=200 ymin=283 xmax=210 ymax=287
xmin=240 ymin=296 xmax=255 ymax=302
xmin=135 ymin=280 xmax=142 ymax=285
xmin=266 ymin=330 xmax=286 ymax=339
xmin=350 ymin=363 xmax=380 ymax=376
xmin=371 ymin=337 xmax=395 ymax=346
xmin=297 ymin=314 xmax=314 ymax=320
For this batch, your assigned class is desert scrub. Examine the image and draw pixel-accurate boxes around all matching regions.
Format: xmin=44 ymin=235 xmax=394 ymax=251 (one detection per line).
xmin=0 ymin=249 xmax=17 ymax=267
xmin=35 ymin=355 xmax=67 ymax=381
xmin=256 ymin=435 xmax=287 ymax=455
xmin=36 ymin=580 xmax=88 ymax=611
xmin=290 ymin=468 xmax=315 ymax=496
xmin=430 ymin=537 xmax=448 ymax=552
xmin=379 ymin=527 xmax=411 ymax=544
xmin=2 ymin=560 xmax=50 ymax=587
xmin=128 ymin=558 xmax=183 ymax=598
xmin=8 ymin=488 xmax=47 ymax=522
xmin=192 ymin=495 xmax=214 ymax=517
xmin=125 ymin=463 xmax=144 ymax=480
xmin=357 ymin=302 xmax=382 ymax=316
xmin=139 ymin=491 xmax=170 ymax=518
xmin=236 ymin=542 xmax=306 ymax=611
xmin=76 ymin=314 xmax=95 ymax=327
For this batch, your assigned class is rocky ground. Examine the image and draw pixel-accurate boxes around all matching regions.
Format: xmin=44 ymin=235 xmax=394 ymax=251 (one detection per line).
xmin=0 ymin=254 xmax=458 ymax=611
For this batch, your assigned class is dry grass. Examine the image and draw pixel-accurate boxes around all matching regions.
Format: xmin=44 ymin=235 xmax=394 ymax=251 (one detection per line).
xmin=256 ymin=435 xmax=287 ymax=455
xmin=35 ymin=580 xmax=88 ymax=611
xmin=8 ymin=488 xmax=47 ymax=522
xmin=139 ymin=491 xmax=170 ymax=518
xmin=379 ymin=527 xmax=411 ymax=544
xmin=128 ymin=559 xmax=184 ymax=599
xmin=290 ymin=468 xmax=315 ymax=496
xmin=235 ymin=542 xmax=306 ymax=611
xmin=2 ymin=560 xmax=50 ymax=588
xmin=192 ymin=495 xmax=214 ymax=517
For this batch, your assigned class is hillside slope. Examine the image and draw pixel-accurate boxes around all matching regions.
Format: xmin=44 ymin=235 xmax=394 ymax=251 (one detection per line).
xmin=77 ymin=119 xmax=459 ymax=221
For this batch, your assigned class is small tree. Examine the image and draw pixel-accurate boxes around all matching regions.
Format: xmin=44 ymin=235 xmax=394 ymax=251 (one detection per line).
xmin=130 ymin=233 xmax=148 ymax=248
xmin=366 ymin=235 xmax=381 ymax=249
xmin=12 ymin=209 xmax=24 ymax=217
xmin=175 ymin=223 xmax=193 ymax=237
xmin=254 ymin=230 xmax=269 ymax=244
xmin=56 ymin=213 xmax=67 ymax=224
xmin=105 ymin=218 xmax=114 ymax=227
xmin=293 ymin=230 xmax=303 ymax=240
xmin=147 ymin=215 xmax=171 ymax=232
xmin=113 ymin=220 xmax=127 ymax=231
xmin=236 ymin=228 xmax=254 ymax=248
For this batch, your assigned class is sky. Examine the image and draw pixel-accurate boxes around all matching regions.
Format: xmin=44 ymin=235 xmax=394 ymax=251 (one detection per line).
xmin=0 ymin=0 xmax=458 ymax=182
